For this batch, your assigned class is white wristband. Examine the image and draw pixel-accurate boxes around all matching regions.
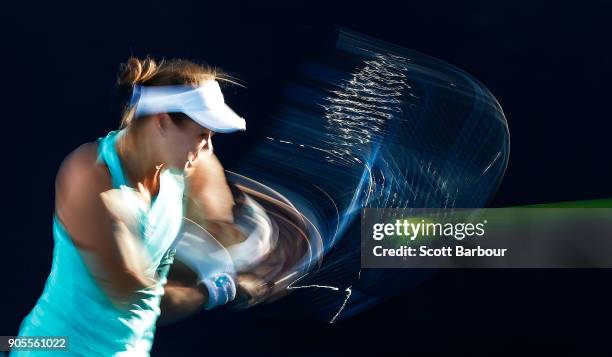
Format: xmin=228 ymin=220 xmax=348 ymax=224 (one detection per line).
xmin=200 ymin=273 xmax=237 ymax=310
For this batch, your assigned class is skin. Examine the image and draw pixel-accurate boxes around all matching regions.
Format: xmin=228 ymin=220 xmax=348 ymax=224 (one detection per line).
xmin=55 ymin=112 xmax=230 ymax=317
xmin=158 ymin=151 xmax=245 ymax=325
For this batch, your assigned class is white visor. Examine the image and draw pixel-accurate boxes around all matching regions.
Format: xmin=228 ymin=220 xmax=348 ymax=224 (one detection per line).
xmin=130 ymin=81 xmax=246 ymax=133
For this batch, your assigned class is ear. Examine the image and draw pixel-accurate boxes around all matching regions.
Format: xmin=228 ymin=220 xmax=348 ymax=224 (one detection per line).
xmin=156 ymin=113 xmax=172 ymax=135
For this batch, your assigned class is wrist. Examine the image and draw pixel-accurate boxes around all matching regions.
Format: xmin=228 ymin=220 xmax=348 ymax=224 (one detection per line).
xmin=199 ymin=273 xmax=237 ymax=310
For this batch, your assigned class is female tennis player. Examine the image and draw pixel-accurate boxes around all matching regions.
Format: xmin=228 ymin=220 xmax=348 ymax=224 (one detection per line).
xmin=12 ymin=57 xmax=248 ymax=356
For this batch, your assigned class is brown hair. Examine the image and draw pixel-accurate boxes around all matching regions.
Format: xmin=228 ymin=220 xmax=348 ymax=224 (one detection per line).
xmin=117 ymin=56 xmax=237 ymax=128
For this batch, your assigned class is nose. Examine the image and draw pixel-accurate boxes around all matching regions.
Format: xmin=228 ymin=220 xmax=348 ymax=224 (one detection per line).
xmin=189 ymin=137 xmax=213 ymax=166
xmin=200 ymin=136 xmax=214 ymax=156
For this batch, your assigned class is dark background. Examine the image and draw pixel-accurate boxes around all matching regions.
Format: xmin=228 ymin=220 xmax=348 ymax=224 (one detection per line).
xmin=2 ymin=1 xmax=612 ymax=355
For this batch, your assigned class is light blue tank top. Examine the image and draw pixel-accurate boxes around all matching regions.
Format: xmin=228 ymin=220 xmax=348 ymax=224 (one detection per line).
xmin=13 ymin=130 xmax=186 ymax=356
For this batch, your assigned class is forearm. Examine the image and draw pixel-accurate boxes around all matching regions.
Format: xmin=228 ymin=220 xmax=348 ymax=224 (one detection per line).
xmin=158 ymin=283 xmax=208 ymax=326
xmin=160 ymin=215 xmax=240 ymax=326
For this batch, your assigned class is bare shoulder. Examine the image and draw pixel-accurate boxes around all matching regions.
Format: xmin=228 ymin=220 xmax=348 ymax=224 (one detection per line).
xmin=52 ymin=142 xmax=156 ymax=302
xmin=55 ymin=142 xmax=113 ymax=222
xmin=56 ymin=142 xmax=111 ymax=192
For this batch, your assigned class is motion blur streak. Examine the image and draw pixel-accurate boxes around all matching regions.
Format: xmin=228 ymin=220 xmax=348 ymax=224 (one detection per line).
xmin=223 ymin=29 xmax=509 ymax=322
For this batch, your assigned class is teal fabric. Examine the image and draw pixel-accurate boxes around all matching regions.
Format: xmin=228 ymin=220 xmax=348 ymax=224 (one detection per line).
xmin=12 ymin=130 xmax=185 ymax=356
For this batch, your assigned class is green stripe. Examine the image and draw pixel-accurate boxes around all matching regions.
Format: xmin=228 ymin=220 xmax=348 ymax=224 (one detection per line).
xmin=514 ymin=198 xmax=612 ymax=208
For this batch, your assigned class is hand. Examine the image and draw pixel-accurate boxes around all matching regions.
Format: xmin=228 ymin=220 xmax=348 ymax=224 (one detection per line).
xmin=100 ymin=186 xmax=149 ymax=237
xmin=227 ymin=273 xmax=271 ymax=310
xmin=98 ymin=186 xmax=156 ymax=278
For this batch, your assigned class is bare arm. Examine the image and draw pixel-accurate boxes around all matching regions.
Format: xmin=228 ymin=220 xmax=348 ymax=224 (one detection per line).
xmin=55 ymin=143 xmax=156 ymax=310
xmin=159 ymin=153 xmax=243 ymax=324
xmin=159 ymin=261 xmax=253 ymax=326
xmin=158 ymin=260 xmax=207 ymax=326
xmin=183 ymin=152 xmax=246 ymax=246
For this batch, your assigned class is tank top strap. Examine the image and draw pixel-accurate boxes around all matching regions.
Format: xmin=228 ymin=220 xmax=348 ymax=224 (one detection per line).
xmin=96 ymin=130 xmax=129 ymax=189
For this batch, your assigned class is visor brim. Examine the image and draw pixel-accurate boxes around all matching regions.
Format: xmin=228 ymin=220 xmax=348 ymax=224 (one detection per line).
xmin=184 ymin=103 xmax=246 ymax=133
